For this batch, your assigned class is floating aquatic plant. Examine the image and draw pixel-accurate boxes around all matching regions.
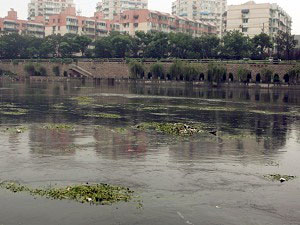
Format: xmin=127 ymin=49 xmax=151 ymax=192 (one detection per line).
xmin=71 ymin=96 xmax=95 ymax=106
xmin=42 ymin=123 xmax=74 ymax=130
xmin=86 ymin=113 xmax=121 ymax=119
xmin=136 ymin=122 xmax=203 ymax=136
xmin=0 ymin=182 xmax=134 ymax=205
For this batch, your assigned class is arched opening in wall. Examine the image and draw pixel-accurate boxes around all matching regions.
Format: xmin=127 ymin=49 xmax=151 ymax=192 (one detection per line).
xmin=160 ymin=73 xmax=165 ymax=80
xmin=247 ymin=72 xmax=252 ymax=83
xmin=63 ymin=71 xmax=68 ymax=77
xmin=207 ymin=74 xmax=212 ymax=82
xmin=147 ymin=72 xmax=152 ymax=80
xmin=200 ymin=73 xmax=205 ymax=81
xmin=179 ymin=74 xmax=184 ymax=81
xmin=229 ymin=73 xmax=234 ymax=82
xmin=256 ymin=73 xmax=261 ymax=83
xmin=283 ymin=74 xmax=289 ymax=83
xmin=222 ymin=73 xmax=227 ymax=82
xmin=274 ymin=74 xmax=280 ymax=83
xmin=167 ymin=74 xmax=171 ymax=80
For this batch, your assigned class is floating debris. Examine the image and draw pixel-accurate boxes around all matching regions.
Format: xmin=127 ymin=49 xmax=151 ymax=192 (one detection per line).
xmin=264 ymin=174 xmax=296 ymax=182
xmin=0 ymin=182 xmax=134 ymax=205
xmin=1 ymin=126 xmax=27 ymax=134
xmin=136 ymin=122 xmax=203 ymax=136
xmin=0 ymin=103 xmax=28 ymax=116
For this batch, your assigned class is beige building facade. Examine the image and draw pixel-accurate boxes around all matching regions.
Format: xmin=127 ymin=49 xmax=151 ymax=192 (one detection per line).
xmin=28 ymin=0 xmax=75 ymax=21
xmin=172 ymin=0 xmax=227 ymax=37
xmin=96 ymin=0 xmax=148 ymax=20
xmin=227 ymin=1 xmax=292 ymax=38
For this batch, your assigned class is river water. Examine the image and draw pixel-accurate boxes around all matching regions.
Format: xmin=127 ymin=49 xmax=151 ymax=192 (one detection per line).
xmin=0 ymin=80 xmax=299 ymax=225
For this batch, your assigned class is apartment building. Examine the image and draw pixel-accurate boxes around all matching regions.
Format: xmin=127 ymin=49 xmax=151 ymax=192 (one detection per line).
xmin=120 ymin=9 xmax=216 ymax=37
xmin=0 ymin=9 xmax=45 ymax=38
xmin=45 ymin=7 xmax=120 ymax=38
xmin=172 ymin=0 xmax=227 ymax=37
xmin=96 ymin=0 xmax=148 ymax=20
xmin=28 ymin=0 xmax=75 ymax=21
xmin=227 ymin=1 xmax=292 ymax=38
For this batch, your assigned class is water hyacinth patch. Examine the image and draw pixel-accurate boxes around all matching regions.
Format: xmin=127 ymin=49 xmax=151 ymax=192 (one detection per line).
xmin=0 ymin=103 xmax=29 ymax=116
xmin=71 ymin=96 xmax=95 ymax=106
xmin=0 ymin=182 xmax=134 ymax=205
xmin=264 ymin=174 xmax=296 ymax=182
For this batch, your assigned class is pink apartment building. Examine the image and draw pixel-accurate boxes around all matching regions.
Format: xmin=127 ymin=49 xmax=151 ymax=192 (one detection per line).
xmin=0 ymin=9 xmax=45 ymax=38
xmin=120 ymin=9 xmax=217 ymax=37
xmin=45 ymin=7 xmax=120 ymax=38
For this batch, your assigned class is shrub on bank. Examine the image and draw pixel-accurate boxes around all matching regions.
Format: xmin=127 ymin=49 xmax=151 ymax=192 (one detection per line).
xmin=261 ymin=68 xmax=273 ymax=83
xmin=183 ymin=64 xmax=204 ymax=81
xmin=150 ymin=63 xmax=164 ymax=79
xmin=237 ymin=66 xmax=251 ymax=83
xmin=288 ymin=64 xmax=300 ymax=84
xmin=129 ymin=61 xmax=145 ymax=79
xmin=207 ymin=63 xmax=227 ymax=83
xmin=169 ymin=60 xmax=184 ymax=80
xmin=24 ymin=63 xmax=36 ymax=76
xmin=52 ymin=66 xmax=60 ymax=76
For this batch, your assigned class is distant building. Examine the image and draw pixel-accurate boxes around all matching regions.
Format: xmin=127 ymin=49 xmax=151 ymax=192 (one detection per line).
xmin=28 ymin=0 xmax=75 ymax=21
xmin=120 ymin=9 xmax=216 ymax=37
xmin=172 ymin=0 xmax=227 ymax=37
xmin=45 ymin=7 xmax=120 ymax=38
xmin=295 ymin=35 xmax=300 ymax=48
xmin=227 ymin=1 xmax=292 ymax=38
xmin=0 ymin=9 xmax=45 ymax=38
xmin=96 ymin=0 xmax=148 ymax=20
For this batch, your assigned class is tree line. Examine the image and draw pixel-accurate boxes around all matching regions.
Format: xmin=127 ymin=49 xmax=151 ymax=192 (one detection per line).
xmin=0 ymin=30 xmax=298 ymax=60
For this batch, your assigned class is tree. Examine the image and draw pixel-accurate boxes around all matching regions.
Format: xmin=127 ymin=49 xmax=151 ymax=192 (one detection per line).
xmin=192 ymin=35 xmax=220 ymax=59
xmin=221 ymin=31 xmax=252 ymax=59
xmin=144 ymin=32 xmax=169 ymax=58
xmin=111 ymin=34 xmax=132 ymax=58
xmin=275 ymin=31 xmax=297 ymax=60
xmin=74 ymin=35 xmax=92 ymax=56
xmin=252 ymin=33 xmax=273 ymax=59
xmin=0 ymin=33 xmax=24 ymax=58
xmin=94 ymin=37 xmax=113 ymax=58
xmin=168 ymin=33 xmax=193 ymax=58
xmin=169 ymin=60 xmax=184 ymax=80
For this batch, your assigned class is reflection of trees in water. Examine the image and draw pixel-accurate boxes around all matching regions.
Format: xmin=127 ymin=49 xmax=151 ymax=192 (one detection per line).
xmin=28 ymin=126 xmax=76 ymax=156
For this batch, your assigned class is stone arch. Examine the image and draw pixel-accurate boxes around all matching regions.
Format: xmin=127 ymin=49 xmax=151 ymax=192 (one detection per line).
xmin=274 ymin=74 xmax=280 ymax=83
xmin=256 ymin=73 xmax=261 ymax=83
xmin=229 ymin=73 xmax=234 ymax=82
xmin=147 ymin=72 xmax=152 ymax=80
xmin=63 ymin=71 xmax=68 ymax=77
xmin=283 ymin=74 xmax=289 ymax=83
xmin=247 ymin=72 xmax=252 ymax=83
xmin=179 ymin=74 xmax=184 ymax=81
xmin=167 ymin=74 xmax=171 ymax=80
xmin=199 ymin=73 xmax=205 ymax=81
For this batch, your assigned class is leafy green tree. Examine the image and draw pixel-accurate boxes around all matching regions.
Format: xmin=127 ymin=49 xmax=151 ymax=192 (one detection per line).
xmin=275 ymin=31 xmax=297 ymax=59
xmin=252 ymin=33 xmax=273 ymax=59
xmin=74 ymin=35 xmax=92 ymax=56
xmin=111 ymin=34 xmax=132 ymax=58
xmin=192 ymin=35 xmax=220 ymax=59
xmin=221 ymin=31 xmax=252 ymax=59
xmin=144 ymin=32 xmax=169 ymax=58
xmin=168 ymin=33 xmax=193 ymax=58
xmin=169 ymin=60 xmax=184 ymax=80
xmin=94 ymin=37 xmax=113 ymax=58
xmin=0 ymin=33 xmax=24 ymax=58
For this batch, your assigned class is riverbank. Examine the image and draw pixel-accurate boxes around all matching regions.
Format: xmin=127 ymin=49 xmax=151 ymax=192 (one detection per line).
xmin=1 ymin=76 xmax=300 ymax=90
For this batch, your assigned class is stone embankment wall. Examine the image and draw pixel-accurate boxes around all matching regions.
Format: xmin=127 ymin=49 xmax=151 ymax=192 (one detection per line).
xmin=0 ymin=60 xmax=296 ymax=81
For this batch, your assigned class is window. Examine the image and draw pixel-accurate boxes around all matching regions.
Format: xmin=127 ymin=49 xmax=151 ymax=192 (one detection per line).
xmin=243 ymin=19 xmax=248 ymax=23
xmin=242 ymin=27 xmax=248 ymax=32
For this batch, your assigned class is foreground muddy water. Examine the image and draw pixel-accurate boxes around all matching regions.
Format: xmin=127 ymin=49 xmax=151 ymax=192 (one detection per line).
xmin=0 ymin=80 xmax=299 ymax=225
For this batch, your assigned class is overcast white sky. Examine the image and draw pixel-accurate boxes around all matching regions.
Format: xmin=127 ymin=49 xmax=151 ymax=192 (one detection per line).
xmin=1 ymin=0 xmax=299 ymax=34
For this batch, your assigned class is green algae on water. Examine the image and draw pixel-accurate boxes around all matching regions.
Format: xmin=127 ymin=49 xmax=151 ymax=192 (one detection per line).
xmin=0 ymin=182 xmax=134 ymax=205
xmin=86 ymin=113 xmax=121 ymax=119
